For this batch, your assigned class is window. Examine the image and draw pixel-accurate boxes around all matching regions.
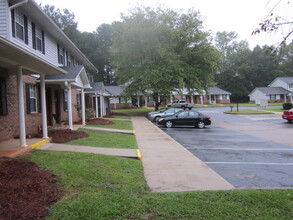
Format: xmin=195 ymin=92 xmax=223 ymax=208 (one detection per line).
xmin=70 ymin=55 xmax=74 ymax=65
xmin=269 ymin=95 xmax=277 ymax=100
xmin=177 ymin=111 xmax=188 ymax=118
xmin=26 ymin=84 xmax=37 ymax=113
xmin=189 ymin=111 xmax=199 ymax=117
xmin=67 ymin=53 xmax=72 ymax=66
xmin=222 ymin=95 xmax=228 ymax=100
xmin=32 ymin=23 xmax=45 ymax=54
xmin=11 ymin=9 xmax=28 ymax=44
xmin=0 ymin=77 xmax=8 ymax=116
xmin=63 ymin=90 xmax=68 ymax=111
xmin=57 ymin=44 xmax=65 ymax=65
xmin=289 ymin=84 xmax=293 ymax=89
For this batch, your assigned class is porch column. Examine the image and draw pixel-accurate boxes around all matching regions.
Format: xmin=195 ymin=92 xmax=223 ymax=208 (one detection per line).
xmin=81 ymin=88 xmax=86 ymax=125
xmin=103 ymin=96 xmax=106 ymax=115
xmin=67 ymin=83 xmax=73 ymax=130
xmin=17 ymin=66 xmax=27 ymax=147
xmin=114 ymin=97 xmax=117 ymax=109
xmin=209 ymin=95 xmax=212 ymax=104
xmin=200 ymin=95 xmax=203 ymax=105
xmin=40 ymin=74 xmax=48 ymax=138
xmin=137 ymin=96 xmax=140 ymax=107
xmin=95 ymin=93 xmax=99 ymax=118
xmin=100 ymin=95 xmax=103 ymax=118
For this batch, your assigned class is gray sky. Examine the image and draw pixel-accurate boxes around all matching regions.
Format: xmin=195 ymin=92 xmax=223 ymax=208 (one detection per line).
xmin=35 ymin=0 xmax=293 ymax=48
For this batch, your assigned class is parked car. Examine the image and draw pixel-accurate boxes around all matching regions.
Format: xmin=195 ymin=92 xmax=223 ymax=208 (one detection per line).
xmin=167 ymin=100 xmax=193 ymax=110
xmin=282 ymin=108 xmax=293 ymax=122
xmin=157 ymin=110 xmax=211 ymax=128
xmin=147 ymin=108 xmax=183 ymax=122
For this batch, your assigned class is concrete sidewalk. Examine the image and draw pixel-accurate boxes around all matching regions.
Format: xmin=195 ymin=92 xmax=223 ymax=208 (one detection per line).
xmin=38 ymin=143 xmax=139 ymax=158
xmin=131 ymin=116 xmax=234 ymax=192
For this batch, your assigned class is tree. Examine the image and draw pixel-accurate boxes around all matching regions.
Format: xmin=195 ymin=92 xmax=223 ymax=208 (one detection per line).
xmin=253 ymin=0 xmax=293 ymax=49
xmin=112 ymin=6 xmax=219 ymax=110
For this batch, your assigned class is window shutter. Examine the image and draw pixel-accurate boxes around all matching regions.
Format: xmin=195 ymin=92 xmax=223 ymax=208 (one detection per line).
xmin=38 ymin=85 xmax=42 ymax=113
xmin=24 ymin=15 xmax=28 ymax=44
xmin=66 ymin=51 xmax=68 ymax=66
xmin=57 ymin=44 xmax=60 ymax=63
xmin=32 ymin=23 xmax=36 ymax=49
xmin=25 ymin=84 xmax=31 ymax=114
xmin=11 ymin=9 xmax=15 ymax=37
xmin=0 ymin=78 xmax=8 ymax=116
xmin=63 ymin=48 xmax=65 ymax=65
xmin=42 ymin=31 xmax=45 ymax=54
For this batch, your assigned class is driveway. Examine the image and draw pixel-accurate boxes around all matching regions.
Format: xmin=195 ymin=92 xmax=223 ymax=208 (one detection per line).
xmin=159 ymin=107 xmax=293 ymax=188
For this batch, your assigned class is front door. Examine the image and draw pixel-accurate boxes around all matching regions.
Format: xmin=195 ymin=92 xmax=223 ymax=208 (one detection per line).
xmin=46 ymin=88 xmax=53 ymax=126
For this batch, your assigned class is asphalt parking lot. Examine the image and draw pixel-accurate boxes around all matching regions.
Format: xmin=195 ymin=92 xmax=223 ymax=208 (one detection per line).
xmin=159 ymin=107 xmax=293 ymax=188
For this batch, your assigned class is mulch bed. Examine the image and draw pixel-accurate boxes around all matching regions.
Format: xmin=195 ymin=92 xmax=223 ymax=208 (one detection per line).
xmin=0 ymin=157 xmax=64 ymax=220
xmin=86 ymin=118 xmax=115 ymax=125
xmin=48 ymin=129 xmax=89 ymax=143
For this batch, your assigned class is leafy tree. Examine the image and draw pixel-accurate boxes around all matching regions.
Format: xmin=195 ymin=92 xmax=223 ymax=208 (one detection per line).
xmin=112 ymin=6 xmax=219 ymax=110
xmin=278 ymin=42 xmax=293 ymax=76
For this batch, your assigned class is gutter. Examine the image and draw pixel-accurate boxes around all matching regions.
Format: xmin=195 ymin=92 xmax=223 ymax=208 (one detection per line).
xmin=9 ymin=0 xmax=28 ymax=9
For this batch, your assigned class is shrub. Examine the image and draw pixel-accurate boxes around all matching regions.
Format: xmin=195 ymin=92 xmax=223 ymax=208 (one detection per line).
xmin=283 ymin=102 xmax=293 ymax=110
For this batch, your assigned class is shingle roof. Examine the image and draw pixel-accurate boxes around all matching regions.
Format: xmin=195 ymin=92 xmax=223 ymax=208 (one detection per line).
xmin=277 ymin=77 xmax=293 ymax=84
xmin=85 ymin=82 xmax=105 ymax=92
xmin=255 ymin=87 xmax=290 ymax=95
xmin=207 ymin=87 xmax=231 ymax=95
xmin=44 ymin=66 xmax=84 ymax=80
xmin=105 ymin=86 xmax=124 ymax=96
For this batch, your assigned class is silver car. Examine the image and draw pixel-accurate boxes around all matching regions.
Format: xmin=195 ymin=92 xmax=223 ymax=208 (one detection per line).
xmin=147 ymin=108 xmax=183 ymax=122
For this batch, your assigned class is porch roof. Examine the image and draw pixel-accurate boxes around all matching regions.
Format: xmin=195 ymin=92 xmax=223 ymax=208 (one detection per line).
xmin=0 ymin=36 xmax=67 ymax=75
xmin=85 ymin=82 xmax=105 ymax=95
xmin=42 ymin=66 xmax=91 ymax=89
xmin=207 ymin=87 xmax=231 ymax=95
xmin=105 ymin=86 xmax=124 ymax=96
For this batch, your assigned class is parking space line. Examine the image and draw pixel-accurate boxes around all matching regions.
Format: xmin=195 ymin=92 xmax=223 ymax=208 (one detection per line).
xmin=205 ymin=162 xmax=293 ymax=165
xmin=186 ymin=147 xmax=293 ymax=151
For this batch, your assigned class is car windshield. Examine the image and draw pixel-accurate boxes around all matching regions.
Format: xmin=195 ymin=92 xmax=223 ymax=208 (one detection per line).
xmin=159 ymin=108 xmax=168 ymax=113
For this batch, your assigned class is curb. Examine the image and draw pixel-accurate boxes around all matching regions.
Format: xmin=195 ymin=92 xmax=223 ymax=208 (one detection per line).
xmin=136 ymin=149 xmax=142 ymax=159
xmin=30 ymin=139 xmax=48 ymax=149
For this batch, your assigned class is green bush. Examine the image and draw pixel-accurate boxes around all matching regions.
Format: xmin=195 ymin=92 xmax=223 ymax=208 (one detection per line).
xmin=283 ymin=102 xmax=293 ymax=110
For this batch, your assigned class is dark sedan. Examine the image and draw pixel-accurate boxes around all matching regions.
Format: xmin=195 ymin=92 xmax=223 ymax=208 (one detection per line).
xmin=157 ymin=110 xmax=211 ymax=128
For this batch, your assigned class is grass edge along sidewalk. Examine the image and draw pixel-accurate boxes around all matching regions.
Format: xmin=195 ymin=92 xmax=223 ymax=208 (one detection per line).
xmin=22 ymin=150 xmax=293 ymax=219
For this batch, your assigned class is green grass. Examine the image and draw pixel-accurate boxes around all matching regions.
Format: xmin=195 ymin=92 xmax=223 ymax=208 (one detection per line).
xmin=89 ymin=119 xmax=133 ymax=130
xmin=66 ymin=129 xmax=137 ymax=149
xmin=112 ymin=108 xmax=154 ymax=116
xmin=264 ymin=107 xmax=284 ymax=112
xmin=22 ymin=150 xmax=293 ymax=220
xmin=111 ymin=115 xmax=131 ymax=119
xmin=225 ymin=109 xmax=273 ymax=114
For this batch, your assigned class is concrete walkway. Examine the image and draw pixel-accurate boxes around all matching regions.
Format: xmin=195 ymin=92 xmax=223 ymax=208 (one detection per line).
xmin=82 ymin=126 xmax=134 ymax=134
xmin=38 ymin=143 xmax=138 ymax=158
xmin=131 ymin=116 xmax=234 ymax=192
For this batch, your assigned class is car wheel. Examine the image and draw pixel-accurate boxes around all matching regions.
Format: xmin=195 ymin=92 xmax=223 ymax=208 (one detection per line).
xmin=155 ymin=116 xmax=161 ymax=122
xmin=165 ymin=121 xmax=173 ymax=128
xmin=196 ymin=121 xmax=205 ymax=129
xmin=288 ymin=119 xmax=292 ymax=123
xmin=189 ymin=107 xmax=192 ymax=110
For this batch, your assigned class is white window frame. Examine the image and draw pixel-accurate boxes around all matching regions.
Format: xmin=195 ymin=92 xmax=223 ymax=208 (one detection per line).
xmin=35 ymin=26 xmax=43 ymax=52
xmin=15 ymin=9 xmax=24 ymax=41
xmin=29 ymin=84 xmax=37 ymax=113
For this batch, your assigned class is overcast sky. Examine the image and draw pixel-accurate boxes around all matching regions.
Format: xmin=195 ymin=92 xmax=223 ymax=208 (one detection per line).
xmin=35 ymin=0 xmax=292 ymax=48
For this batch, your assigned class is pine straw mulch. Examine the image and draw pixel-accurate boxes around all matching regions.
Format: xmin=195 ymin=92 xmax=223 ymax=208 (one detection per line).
xmin=0 ymin=157 xmax=64 ymax=220
xmin=48 ymin=129 xmax=89 ymax=143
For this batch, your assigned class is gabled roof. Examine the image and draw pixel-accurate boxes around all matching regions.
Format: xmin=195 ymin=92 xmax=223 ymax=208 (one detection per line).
xmin=85 ymin=82 xmax=105 ymax=94
xmin=269 ymin=77 xmax=293 ymax=86
xmin=10 ymin=0 xmax=97 ymax=73
xmin=250 ymin=87 xmax=290 ymax=95
xmin=207 ymin=87 xmax=231 ymax=95
xmin=42 ymin=66 xmax=91 ymax=88
xmin=105 ymin=86 xmax=124 ymax=96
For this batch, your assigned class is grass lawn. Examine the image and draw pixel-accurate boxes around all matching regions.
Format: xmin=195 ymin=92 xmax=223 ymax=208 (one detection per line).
xmin=112 ymin=108 xmax=154 ymax=116
xmin=225 ymin=109 xmax=273 ymax=114
xmin=66 ymin=129 xmax=137 ymax=149
xmin=264 ymin=107 xmax=284 ymax=112
xmin=111 ymin=115 xmax=131 ymax=120
xmin=23 ymin=150 xmax=293 ymax=220
xmin=89 ymin=119 xmax=133 ymax=130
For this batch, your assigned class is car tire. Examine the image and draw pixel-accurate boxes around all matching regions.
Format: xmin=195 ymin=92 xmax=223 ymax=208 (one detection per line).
xmin=196 ymin=121 xmax=205 ymax=129
xmin=288 ymin=119 xmax=292 ymax=123
xmin=189 ymin=107 xmax=192 ymax=110
xmin=155 ymin=116 xmax=161 ymax=123
xmin=165 ymin=121 xmax=173 ymax=128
